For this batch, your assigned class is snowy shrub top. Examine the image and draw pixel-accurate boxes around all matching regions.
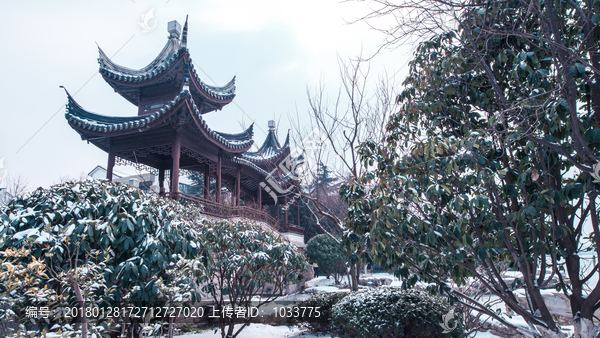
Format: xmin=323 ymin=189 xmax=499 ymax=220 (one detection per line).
xmin=331 ymin=287 xmax=463 ymax=338
xmin=0 ymin=180 xmax=204 ymax=303
xmin=199 ymin=218 xmax=308 ymax=296
xmin=296 ymin=292 xmax=349 ymax=332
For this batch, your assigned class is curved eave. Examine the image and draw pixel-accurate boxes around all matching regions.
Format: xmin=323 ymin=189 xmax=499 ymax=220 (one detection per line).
xmin=184 ymin=95 xmax=253 ymax=153
xmin=64 ymin=87 xmax=253 ymax=152
xmin=99 ymin=49 xmax=186 ymax=95
xmin=64 ymin=90 xmax=183 ymax=138
xmin=188 ymin=61 xmax=236 ymax=107
xmin=242 ymin=147 xmax=289 ymax=165
xmin=227 ymin=156 xmax=270 ymax=177
xmin=228 ymin=155 xmax=297 ymax=194
xmin=242 ymin=130 xmax=291 ymax=164
xmin=214 ymin=123 xmax=254 ymax=142
xmin=98 ymin=37 xmax=181 ymax=77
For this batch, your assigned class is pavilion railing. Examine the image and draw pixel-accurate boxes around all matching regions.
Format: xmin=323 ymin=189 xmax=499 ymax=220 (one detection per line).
xmin=178 ymin=192 xmax=289 ymax=233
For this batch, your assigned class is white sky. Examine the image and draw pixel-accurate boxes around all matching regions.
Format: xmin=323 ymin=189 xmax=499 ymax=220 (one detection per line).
xmin=0 ymin=0 xmax=411 ymax=190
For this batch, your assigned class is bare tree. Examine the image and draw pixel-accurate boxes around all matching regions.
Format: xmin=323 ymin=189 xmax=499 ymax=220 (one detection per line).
xmin=0 ymin=173 xmax=31 ymax=205
xmin=291 ymin=56 xmax=395 ymax=290
xmin=54 ymin=171 xmax=90 ymax=185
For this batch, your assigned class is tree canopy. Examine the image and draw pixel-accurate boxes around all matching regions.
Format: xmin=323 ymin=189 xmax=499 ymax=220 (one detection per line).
xmin=347 ymin=0 xmax=600 ymax=336
xmin=306 ymin=234 xmax=347 ymax=283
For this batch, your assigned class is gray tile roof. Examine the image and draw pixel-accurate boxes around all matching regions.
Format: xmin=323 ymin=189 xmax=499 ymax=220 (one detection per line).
xmin=242 ymin=130 xmax=290 ymax=163
xmin=64 ymin=88 xmax=253 ymax=150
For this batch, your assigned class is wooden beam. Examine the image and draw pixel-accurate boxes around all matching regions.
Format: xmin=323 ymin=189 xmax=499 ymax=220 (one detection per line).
xmin=180 ymin=133 xmax=219 ymax=162
xmin=171 ymin=130 xmax=181 ymax=199
xmin=204 ymin=164 xmax=210 ymax=199
xmin=257 ymin=183 xmax=262 ymax=209
xmin=236 ymin=166 xmax=241 ymax=206
xmin=284 ymin=195 xmax=288 ymax=230
xmin=159 ymin=168 xmax=165 ymax=197
xmin=107 ymin=139 xmax=115 ymax=181
xmin=216 ymin=150 xmax=222 ymax=203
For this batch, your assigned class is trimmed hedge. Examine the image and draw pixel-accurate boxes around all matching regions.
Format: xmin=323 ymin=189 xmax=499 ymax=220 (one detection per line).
xmin=331 ymin=288 xmax=463 ymax=338
xmin=296 ymin=292 xmax=349 ymax=332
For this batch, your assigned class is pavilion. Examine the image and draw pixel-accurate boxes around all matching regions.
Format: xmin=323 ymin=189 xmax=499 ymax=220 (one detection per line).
xmin=63 ymin=17 xmax=303 ymax=236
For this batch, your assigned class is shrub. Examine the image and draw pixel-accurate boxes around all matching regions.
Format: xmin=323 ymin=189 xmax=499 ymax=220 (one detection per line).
xmin=296 ymin=292 xmax=349 ymax=332
xmin=0 ymin=180 xmax=204 ymax=338
xmin=306 ymin=234 xmax=346 ymax=283
xmin=331 ymin=288 xmax=463 ymax=338
xmin=198 ymin=219 xmax=308 ymax=338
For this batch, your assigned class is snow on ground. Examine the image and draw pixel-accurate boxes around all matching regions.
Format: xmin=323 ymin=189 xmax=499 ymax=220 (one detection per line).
xmin=304 ymin=276 xmax=335 ymax=288
xmin=471 ymin=331 xmax=505 ymax=337
xmin=178 ymin=324 xmax=321 ymax=338
xmin=176 ymin=323 xmax=508 ymax=338
xmin=304 ymin=276 xmax=350 ymax=294
xmin=304 ymin=285 xmax=346 ymax=293
xmin=176 ymin=272 xmax=577 ymax=338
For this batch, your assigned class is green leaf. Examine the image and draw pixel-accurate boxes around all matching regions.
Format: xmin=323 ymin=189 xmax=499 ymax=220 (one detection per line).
xmin=463 ymin=234 xmax=473 ymax=246
xmin=524 ymin=206 xmax=537 ymax=216
xmin=126 ymin=219 xmax=135 ymax=232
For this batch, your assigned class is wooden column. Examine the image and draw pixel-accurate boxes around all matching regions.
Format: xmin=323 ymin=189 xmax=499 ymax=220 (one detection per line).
xmin=204 ymin=165 xmax=210 ymax=199
xmin=171 ymin=130 xmax=181 ymax=199
xmin=159 ymin=168 xmax=165 ymax=197
xmin=216 ymin=151 xmax=222 ymax=203
xmin=107 ymin=139 xmax=115 ymax=181
xmin=284 ymin=195 xmax=288 ymax=229
xmin=236 ymin=167 xmax=241 ymax=206
xmin=257 ymin=183 xmax=262 ymax=209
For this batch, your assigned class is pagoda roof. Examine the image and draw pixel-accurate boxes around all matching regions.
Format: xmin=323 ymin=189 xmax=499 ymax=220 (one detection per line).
xmin=64 ymin=87 xmax=253 ymax=152
xmin=226 ymin=155 xmax=270 ymax=177
xmin=242 ymin=127 xmax=290 ymax=164
xmin=97 ymin=18 xmax=236 ymax=111
xmin=98 ymin=36 xmax=181 ymax=77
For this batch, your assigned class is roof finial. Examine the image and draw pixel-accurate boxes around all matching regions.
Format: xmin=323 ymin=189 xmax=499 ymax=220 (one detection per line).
xmin=181 ymin=15 xmax=189 ymax=48
xmin=182 ymin=76 xmax=190 ymax=92
xmin=167 ymin=20 xmax=182 ymax=39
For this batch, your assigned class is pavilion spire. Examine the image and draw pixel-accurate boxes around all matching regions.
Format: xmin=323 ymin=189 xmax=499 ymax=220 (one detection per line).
xmin=181 ymin=15 xmax=189 ymax=48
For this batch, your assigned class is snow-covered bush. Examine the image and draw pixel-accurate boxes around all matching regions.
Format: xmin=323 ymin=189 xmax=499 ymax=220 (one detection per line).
xmin=199 ymin=219 xmax=308 ymax=338
xmin=296 ymin=292 xmax=348 ymax=333
xmin=0 ymin=180 xmax=204 ymax=338
xmin=331 ymin=288 xmax=463 ymax=338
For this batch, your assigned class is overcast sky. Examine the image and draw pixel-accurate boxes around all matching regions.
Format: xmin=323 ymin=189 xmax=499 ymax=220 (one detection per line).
xmin=0 ymin=0 xmax=411 ymax=190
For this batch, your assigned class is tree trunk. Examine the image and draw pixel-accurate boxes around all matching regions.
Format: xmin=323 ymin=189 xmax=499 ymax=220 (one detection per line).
xmin=226 ymin=321 xmax=235 ymax=338
xmin=349 ymin=264 xmax=359 ymax=291
xmin=168 ymin=316 xmax=174 ymax=338
xmin=573 ymin=317 xmax=599 ymax=338
xmin=346 ymin=267 xmax=352 ymax=288
xmin=70 ymin=277 xmax=87 ymax=338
